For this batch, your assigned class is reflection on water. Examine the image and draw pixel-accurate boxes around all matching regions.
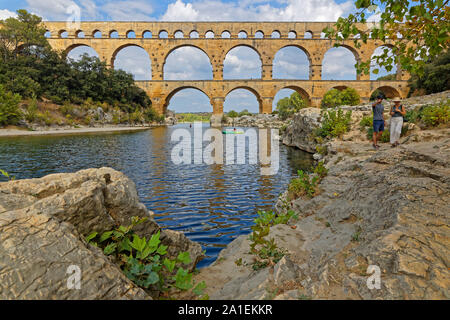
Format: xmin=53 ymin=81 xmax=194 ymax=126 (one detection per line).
xmin=0 ymin=124 xmax=313 ymax=267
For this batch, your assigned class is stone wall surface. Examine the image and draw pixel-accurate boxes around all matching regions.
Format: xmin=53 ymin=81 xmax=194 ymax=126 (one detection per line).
xmin=0 ymin=168 xmax=204 ymax=299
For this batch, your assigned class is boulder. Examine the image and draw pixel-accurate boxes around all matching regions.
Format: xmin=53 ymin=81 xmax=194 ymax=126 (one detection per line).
xmin=282 ymin=108 xmax=321 ymax=153
xmin=0 ymin=168 xmax=204 ymax=299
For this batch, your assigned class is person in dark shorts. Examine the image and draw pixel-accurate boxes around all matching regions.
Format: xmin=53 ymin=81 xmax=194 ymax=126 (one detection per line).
xmin=372 ymin=95 xmax=385 ymax=150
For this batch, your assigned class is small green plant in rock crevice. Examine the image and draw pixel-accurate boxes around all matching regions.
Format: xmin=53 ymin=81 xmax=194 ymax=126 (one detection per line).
xmin=0 ymin=169 xmax=15 ymax=181
xmin=287 ymin=161 xmax=328 ymax=201
xmin=86 ymin=216 xmax=206 ymax=299
xmin=248 ymin=210 xmax=298 ymax=271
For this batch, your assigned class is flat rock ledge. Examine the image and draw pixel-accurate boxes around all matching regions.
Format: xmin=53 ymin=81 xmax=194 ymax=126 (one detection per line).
xmin=0 ymin=168 xmax=204 ymax=300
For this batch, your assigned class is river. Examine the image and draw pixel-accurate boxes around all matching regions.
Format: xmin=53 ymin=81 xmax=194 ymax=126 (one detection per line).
xmin=0 ymin=124 xmax=313 ymax=267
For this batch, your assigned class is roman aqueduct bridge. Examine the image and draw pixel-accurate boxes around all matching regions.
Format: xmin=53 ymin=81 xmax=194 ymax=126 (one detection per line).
xmin=42 ymin=21 xmax=410 ymax=115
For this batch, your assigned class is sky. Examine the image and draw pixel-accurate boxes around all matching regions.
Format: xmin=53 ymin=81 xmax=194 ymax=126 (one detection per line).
xmin=0 ymin=0 xmax=394 ymax=112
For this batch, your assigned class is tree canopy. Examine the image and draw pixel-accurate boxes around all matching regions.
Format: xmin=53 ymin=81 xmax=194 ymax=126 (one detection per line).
xmin=276 ymin=92 xmax=307 ymax=120
xmin=323 ymin=0 xmax=450 ymax=76
xmin=0 ymin=10 xmax=152 ymax=112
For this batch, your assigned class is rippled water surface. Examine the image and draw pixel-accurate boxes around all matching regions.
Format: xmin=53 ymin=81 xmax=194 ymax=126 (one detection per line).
xmin=0 ymin=124 xmax=313 ymax=267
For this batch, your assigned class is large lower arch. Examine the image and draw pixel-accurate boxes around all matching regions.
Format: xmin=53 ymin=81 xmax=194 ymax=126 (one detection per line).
xmin=164 ymin=86 xmax=212 ymax=113
xmin=65 ymin=44 xmax=99 ymax=61
xmin=111 ymin=44 xmax=151 ymax=80
xmin=371 ymin=86 xmax=401 ymax=99
xmin=224 ymin=86 xmax=262 ymax=113
xmin=272 ymin=86 xmax=311 ymax=112
xmin=163 ymin=45 xmax=213 ymax=80
xmin=273 ymin=45 xmax=311 ymax=79
xmin=280 ymin=86 xmax=311 ymax=105
xmin=223 ymin=45 xmax=262 ymax=79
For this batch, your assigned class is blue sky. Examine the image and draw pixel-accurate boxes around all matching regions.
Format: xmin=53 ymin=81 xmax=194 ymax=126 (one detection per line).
xmin=0 ymin=0 xmax=394 ymax=112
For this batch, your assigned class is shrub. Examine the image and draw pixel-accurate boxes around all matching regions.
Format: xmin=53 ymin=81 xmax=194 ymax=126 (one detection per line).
xmin=0 ymin=85 xmax=22 ymax=126
xmin=420 ymin=103 xmax=450 ymax=127
xmin=315 ymin=108 xmax=352 ymax=139
xmin=24 ymin=96 xmax=38 ymax=122
xmin=359 ymin=115 xmax=373 ymax=130
xmin=288 ymin=161 xmax=328 ymax=201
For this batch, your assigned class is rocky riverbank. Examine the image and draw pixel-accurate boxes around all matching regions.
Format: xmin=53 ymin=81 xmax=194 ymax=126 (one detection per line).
xmin=192 ymin=92 xmax=449 ymax=300
xmin=223 ymin=114 xmax=287 ymax=129
xmin=0 ymin=168 xmax=204 ymax=299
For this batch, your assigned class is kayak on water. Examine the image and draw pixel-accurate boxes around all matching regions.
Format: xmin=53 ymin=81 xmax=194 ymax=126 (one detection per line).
xmin=222 ymin=129 xmax=244 ymax=134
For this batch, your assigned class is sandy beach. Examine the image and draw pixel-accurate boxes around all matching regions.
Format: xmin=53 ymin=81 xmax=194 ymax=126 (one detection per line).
xmin=0 ymin=126 xmax=153 ymax=137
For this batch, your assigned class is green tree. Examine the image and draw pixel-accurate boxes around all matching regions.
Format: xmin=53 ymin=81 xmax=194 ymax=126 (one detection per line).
xmin=323 ymin=0 xmax=450 ymax=76
xmin=238 ymin=109 xmax=252 ymax=117
xmin=276 ymin=92 xmax=307 ymax=120
xmin=408 ymin=50 xmax=450 ymax=95
xmin=0 ymin=9 xmax=49 ymax=60
xmin=0 ymin=84 xmax=22 ymax=126
xmin=321 ymin=88 xmax=360 ymax=108
xmin=227 ymin=110 xmax=239 ymax=118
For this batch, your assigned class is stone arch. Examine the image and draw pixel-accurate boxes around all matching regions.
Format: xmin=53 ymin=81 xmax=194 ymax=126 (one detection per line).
xmin=109 ymin=30 xmax=119 ymax=38
xmin=372 ymin=86 xmax=401 ymax=99
xmin=273 ymin=45 xmax=312 ymax=79
xmin=159 ymin=30 xmax=168 ymax=38
xmin=271 ymin=30 xmax=281 ymax=38
xmin=163 ymin=86 xmax=212 ymax=113
xmin=75 ymin=30 xmax=84 ymax=38
xmin=225 ymin=86 xmax=262 ymax=113
xmin=92 ymin=30 xmax=102 ymax=38
xmin=190 ymin=30 xmax=199 ymax=38
xmin=65 ymin=44 xmax=99 ymax=61
xmin=59 ymin=30 xmax=68 ymax=38
xmin=126 ymin=30 xmax=136 ymax=38
xmin=304 ymin=31 xmax=313 ymax=39
xmin=255 ymin=30 xmax=264 ymax=38
xmin=142 ymin=30 xmax=152 ymax=38
xmin=163 ymin=45 xmax=213 ymax=80
xmin=174 ymin=30 xmax=184 ymax=38
xmin=223 ymin=45 xmax=262 ymax=79
xmin=279 ymin=86 xmax=311 ymax=105
xmin=322 ymin=46 xmax=359 ymax=80
xmin=111 ymin=44 xmax=151 ymax=80
xmin=205 ymin=30 xmax=214 ymax=38
xmin=221 ymin=30 xmax=231 ymax=38
xmin=288 ymin=31 xmax=297 ymax=38
xmin=238 ymin=31 xmax=248 ymax=38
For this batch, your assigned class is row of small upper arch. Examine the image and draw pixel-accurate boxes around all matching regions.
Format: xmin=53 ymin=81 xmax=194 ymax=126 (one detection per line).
xmin=46 ymin=29 xmax=323 ymax=39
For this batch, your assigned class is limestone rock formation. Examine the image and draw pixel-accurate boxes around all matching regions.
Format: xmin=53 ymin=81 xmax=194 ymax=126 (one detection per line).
xmin=0 ymin=168 xmax=204 ymax=299
xmin=195 ymin=131 xmax=449 ymax=300
xmin=282 ymin=108 xmax=321 ymax=153
xmin=223 ymin=114 xmax=287 ymax=129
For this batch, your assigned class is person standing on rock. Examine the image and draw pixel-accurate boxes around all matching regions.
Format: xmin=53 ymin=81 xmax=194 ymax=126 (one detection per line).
xmin=389 ymin=97 xmax=406 ymax=147
xmin=372 ymin=95 xmax=386 ymax=150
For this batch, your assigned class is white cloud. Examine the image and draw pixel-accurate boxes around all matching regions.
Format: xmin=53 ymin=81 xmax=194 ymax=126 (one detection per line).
xmin=161 ymin=0 xmax=355 ymax=21
xmin=0 ymin=9 xmax=17 ymax=20
xmin=223 ymin=47 xmax=261 ymax=79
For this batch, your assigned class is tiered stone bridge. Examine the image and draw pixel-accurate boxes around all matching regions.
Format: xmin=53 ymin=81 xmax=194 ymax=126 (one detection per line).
xmin=43 ymin=21 xmax=410 ymax=115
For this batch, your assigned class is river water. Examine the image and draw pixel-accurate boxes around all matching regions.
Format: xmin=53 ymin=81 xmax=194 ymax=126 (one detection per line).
xmin=0 ymin=124 xmax=313 ymax=267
